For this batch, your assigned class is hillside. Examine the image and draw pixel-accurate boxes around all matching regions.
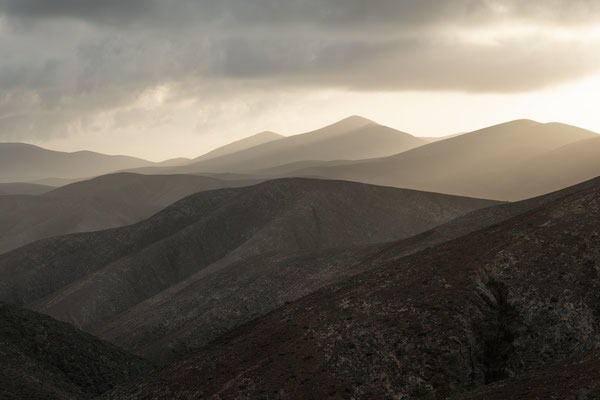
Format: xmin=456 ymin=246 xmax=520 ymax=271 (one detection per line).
xmin=94 ymin=246 xmax=374 ymax=362
xmin=0 ymin=179 xmax=497 ymax=337
xmin=283 ymin=119 xmax=599 ymax=200
xmin=104 ymin=177 xmax=600 ymax=399
xmin=166 ymin=116 xmax=428 ymax=173
xmin=94 ymin=179 xmax=599 ymax=363
xmin=0 ymin=143 xmax=154 ymax=183
xmin=0 ymin=302 xmax=149 ymax=400
xmin=0 ymin=173 xmax=256 ymax=254
xmin=455 ymin=350 xmax=600 ymax=399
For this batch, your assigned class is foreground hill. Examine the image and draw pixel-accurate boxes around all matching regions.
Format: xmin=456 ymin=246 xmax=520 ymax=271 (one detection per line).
xmin=94 ymin=178 xmax=600 ymax=363
xmin=0 ymin=173 xmax=256 ymax=254
xmin=166 ymin=116 xmax=428 ymax=174
xmin=283 ymin=119 xmax=598 ymax=200
xmin=0 ymin=143 xmax=155 ymax=183
xmin=0 ymin=302 xmax=149 ymax=400
xmin=105 ymin=177 xmax=600 ymax=399
xmin=95 ymin=246 xmax=374 ymax=362
xmin=455 ymin=350 xmax=600 ymax=399
xmin=0 ymin=179 xmax=497 ymax=337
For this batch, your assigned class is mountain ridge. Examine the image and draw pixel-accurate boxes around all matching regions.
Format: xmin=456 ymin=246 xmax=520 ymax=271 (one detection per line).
xmin=279 ymin=119 xmax=599 ymax=200
xmin=104 ymin=176 xmax=600 ymax=399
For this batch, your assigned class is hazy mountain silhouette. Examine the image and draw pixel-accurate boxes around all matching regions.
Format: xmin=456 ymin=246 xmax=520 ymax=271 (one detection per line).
xmin=104 ymin=176 xmax=600 ymax=399
xmin=29 ymin=177 xmax=87 ymax=186
xmin=281 ymin=119 xmax=599 ymax=200
xmin=0 ymin=179 xmax=497 ymax=337
xmin=420 ymin=132 xmax=466 ymax=142
xmin=0 ymin=173 xmax=256 ymax=254
xmin=193 ymin=131 xmax=284 ymax=161
xmin=0 ymin=302 xmax=149 ymax=400
xmin=0 ymin=143 xmax=156 ymax=183
xmin=154 ymin=157 xmax=192 ymax=167
xmin=487 ymin=134 xmax=600 ymax=199
xmin=0 ymin=182 xmax=54 ymax=195
xmin=162 ymin=116 xmax=427 ymax=174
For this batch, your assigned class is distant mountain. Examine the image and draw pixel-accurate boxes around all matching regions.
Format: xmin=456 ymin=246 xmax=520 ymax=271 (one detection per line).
xmin=104 ymin=176 xmax=600 ymax=399
xmin=155 ymin=157 xmax=192 ymax=167
xmin=282 ymin=119 xmax=599 ymax=200
xmin=490 ymin=134 xmax=600 ymax=199
xmin=193 ymin=131 xmax=284 ymax=162
xmin=0 ymin=179 xmax=497 ymax=344
xmin=0 ymin=143 xmax=155 ymax=183
xmin=419 ymin=132 xmax=466 ymax=142
xmin=29 ymin=177 xmax=85 ymax=186
xmin=0 ymin=302 xmax=149 ymax=400
xmin=164 ymin=116 xmax=428 ymax=174
xmin=0 ymin=182 xmax=54 ymax=195
xmin=0 ymin=173 xmax=257 ymax=254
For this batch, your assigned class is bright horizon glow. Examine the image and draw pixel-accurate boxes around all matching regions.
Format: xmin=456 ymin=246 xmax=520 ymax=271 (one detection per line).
xmin=2 ymin=2 xmax=600 ymax=162
xmin=37 ymin=72 xmax=600 ymax=162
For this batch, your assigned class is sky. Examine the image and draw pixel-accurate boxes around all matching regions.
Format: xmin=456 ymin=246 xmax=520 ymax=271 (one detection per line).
xmin=1 ymin=0 xmax=600 ymax=161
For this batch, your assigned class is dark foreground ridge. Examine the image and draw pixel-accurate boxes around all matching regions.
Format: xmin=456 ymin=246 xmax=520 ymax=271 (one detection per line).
xmin=105 ymin=177 xmax=600 ymax=399
xmin=455 ymin=349 xmax=600 ymax=399
xmin=0 ymin=302 xmax=150 ymax=400
xmin=97 ymin=177 xmax=600 ymax=364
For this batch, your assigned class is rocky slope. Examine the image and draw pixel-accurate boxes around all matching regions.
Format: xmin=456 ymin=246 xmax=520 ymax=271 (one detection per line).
xmin=105 ymin=177 xmax=600 ymax=399
xmin=0 ymin=302 xmax=149 ymax=400
xmin=0 ymin=179 xmax=496 ymax=338
xmin=94 ymin=247 xmax=374 ymax=362
xmin=94 ymin=178 xmax=592 ymax=363
xmin=455 ymin=350 xmax=600 ymax=399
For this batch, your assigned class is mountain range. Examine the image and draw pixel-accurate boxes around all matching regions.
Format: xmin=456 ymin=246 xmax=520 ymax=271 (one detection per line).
xmin=3 ymin=117 xmax=599 ymax=203
xmin=276 ymin=119 xmax=599 ymax=200
xmin=1 ymin=115 xmax=600 ymax=399
xmin=0 ymin=143 xmax=155 ymax=183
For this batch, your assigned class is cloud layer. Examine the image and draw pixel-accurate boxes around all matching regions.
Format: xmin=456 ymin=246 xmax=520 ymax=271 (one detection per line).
xmin=1 ymin=0 xmax=600 ymax=144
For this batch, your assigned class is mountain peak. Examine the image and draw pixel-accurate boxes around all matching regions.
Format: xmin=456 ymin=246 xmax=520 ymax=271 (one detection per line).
xmin=310 ymin=115 xmax=377 ymax=138
xmin=337 ymin=115 xmax=377 ymax=126
xmin=253 ymin=131 xmax=284 ymax=140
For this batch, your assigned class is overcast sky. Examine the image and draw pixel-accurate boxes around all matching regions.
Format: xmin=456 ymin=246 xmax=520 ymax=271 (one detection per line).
xmin=1 ymin=0 xmax=600 ymax=160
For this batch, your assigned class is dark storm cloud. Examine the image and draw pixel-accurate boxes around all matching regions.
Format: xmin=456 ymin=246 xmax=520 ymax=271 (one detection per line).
xmin=4 ymin=0 xmax=600 ymax=28
xmin=0 ymin=0 xmax=160 ymax=25
xmin=0 ymin=0 xmax=599 ymax=140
